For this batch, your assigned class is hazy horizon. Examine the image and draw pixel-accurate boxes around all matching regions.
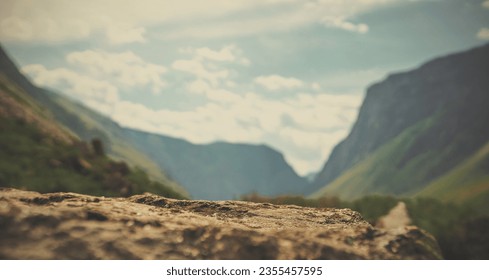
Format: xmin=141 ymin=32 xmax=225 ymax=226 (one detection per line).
xmin=1 ymin=0 xmax=488 ymax=175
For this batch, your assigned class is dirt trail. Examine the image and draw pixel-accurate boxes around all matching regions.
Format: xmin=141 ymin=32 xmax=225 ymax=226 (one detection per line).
xmin=377 ymin=202 xmax=412 ymax=229
xmin=0 ymin=188 xmax=441 ymax=259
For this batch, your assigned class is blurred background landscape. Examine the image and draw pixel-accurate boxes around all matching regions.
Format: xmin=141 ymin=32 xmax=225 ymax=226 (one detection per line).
xmin=1 ymin=0 xmax=489 ymax=259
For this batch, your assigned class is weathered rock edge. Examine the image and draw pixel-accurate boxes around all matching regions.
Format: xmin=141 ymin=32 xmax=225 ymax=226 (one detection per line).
xmin=0 ymin=188 xmax=442 ymax=259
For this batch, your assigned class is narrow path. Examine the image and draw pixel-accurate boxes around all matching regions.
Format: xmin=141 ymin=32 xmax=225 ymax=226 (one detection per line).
xmin=376 ymin=201 xmax=411 ymax=229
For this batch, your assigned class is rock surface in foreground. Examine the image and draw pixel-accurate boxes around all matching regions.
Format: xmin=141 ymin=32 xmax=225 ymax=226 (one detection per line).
xmin=0 ymin=188 xmax=442 ymax=259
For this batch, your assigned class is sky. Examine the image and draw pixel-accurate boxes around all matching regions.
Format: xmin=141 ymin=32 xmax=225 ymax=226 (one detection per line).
xmin=1 ymin=0 xmax=489 ymax=176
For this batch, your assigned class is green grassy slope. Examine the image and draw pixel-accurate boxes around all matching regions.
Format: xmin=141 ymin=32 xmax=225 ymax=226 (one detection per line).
xmin=0 ymin=74 xmax=186 ymax=199
xmin=312 ymin=109 xmax=489 ymax=204
xmin=42 ymin=90 xmax=186 ymax=195
xmin=418 ymin=142 xmax=489 ymax=214
xmin=0 ymin=45 xmax=186 ymax=196
xmin=312 ymin=123 xmax=489 ymax=215
xmin=311 ymin=116 xmax=438 ymax=200
xmin=311 ymin=45 xmax=489 ymax=208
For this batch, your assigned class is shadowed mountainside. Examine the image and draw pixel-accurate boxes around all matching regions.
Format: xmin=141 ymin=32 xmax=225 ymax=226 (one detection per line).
xmin=123 ymin=129 xmax=307 ymax=200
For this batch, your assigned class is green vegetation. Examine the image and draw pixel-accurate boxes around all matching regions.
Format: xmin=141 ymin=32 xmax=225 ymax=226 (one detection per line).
xmin=344 ymin=195 xmax=398 ymax=223
xmin=0 ymin=118 xmax=186 ymax=199
xmin=0 ymin=64 xmax=187 ymax=199
xmin=418 ymin=142 xmax=489 ymax=214
xmin=311 ymin=111 xmax=489 ymax=217
xmin=40 ymin=90 xmax=187 ymax=195
xmin=311 ymin=45 xmax=489 ymax=207
xmin=404 ymin=198 xmax=488 ymax=260
xmin=312 ymin=115 xmax=444 ymax=200
xmin=241 ymin=193 xmax=489 ymax=259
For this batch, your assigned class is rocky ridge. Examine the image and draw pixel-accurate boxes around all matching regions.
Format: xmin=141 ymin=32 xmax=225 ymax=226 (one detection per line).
xmin=0 ymin=188 xmax=441 ymax=259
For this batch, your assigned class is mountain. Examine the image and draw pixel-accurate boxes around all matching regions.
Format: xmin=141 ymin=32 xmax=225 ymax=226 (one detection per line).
xmin=304 ymin=171 xmax=319 ymax=183
xmin=310 ymin=44 xmax=489 ymax=206
xmin=0 ymin=46 xmax=186 ymax=195
xmin=0 ymin=45 xmax=307 ymax=200
xmin=0 ymin=61 xmax=185 ymax=199
xmin=123 ymin=129 xmax=307 ymax=200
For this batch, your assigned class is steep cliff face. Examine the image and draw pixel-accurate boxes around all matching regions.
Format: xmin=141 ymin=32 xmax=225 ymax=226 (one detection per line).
xmin=310 ymin=44 xmax=489 ymax=200
xmin=124 ymin=129 xmax=307 ymax=200
xmin=0 ymin=188 xmax=442 ymax=260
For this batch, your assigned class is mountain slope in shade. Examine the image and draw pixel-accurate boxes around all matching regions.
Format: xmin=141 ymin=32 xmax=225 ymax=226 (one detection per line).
xmin=310 ymin=44 xmax=489 ymax=204
xmin=123 ymin=129 xmax=307 ymax=200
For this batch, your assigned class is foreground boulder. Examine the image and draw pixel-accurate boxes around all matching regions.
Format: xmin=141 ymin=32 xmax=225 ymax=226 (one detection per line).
xmin=0 ymin=188 xmax=441 ymax=259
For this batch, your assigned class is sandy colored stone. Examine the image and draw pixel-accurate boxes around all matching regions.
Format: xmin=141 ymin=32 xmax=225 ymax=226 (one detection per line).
xmin=0 ymin=188 xmax=442 ymax=259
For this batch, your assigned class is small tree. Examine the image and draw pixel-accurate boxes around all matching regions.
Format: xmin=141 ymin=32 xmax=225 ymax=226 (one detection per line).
xmin=91 ymin=138 xmax=105 ymax=157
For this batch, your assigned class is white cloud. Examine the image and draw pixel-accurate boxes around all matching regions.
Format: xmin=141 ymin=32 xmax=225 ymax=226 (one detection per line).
xmin=321 ymin=17 xmax=369 ymax=34
xmin=278 ymin=127 xmax=350 ymax=174
xmin=162 ymin=0 xmax=399 ymax=40
xmin=0 ymin=0 xmax=277 ymax=43
xmin=20 ymin=48 xmax=171 ymax=111
xmin=0 ymin=15 xmax=91 ymax=43
xmin=179 ymin=44 xmax=250 ymax=66
xmin=105 ymin=24 xmax=146 ymax=44
xmin=0 ymin=17 xmax=33 ymax=41
xmin=195 ymin=47 xmax=235 ymax=62
xmin=311 ymin=83 xmax=321 ymax=91
xmin=109 ymin=88 xmax=363 ymax=175
xmin=21 ymin=64 xmax=119 ymax=113
xmin=179 ymin=45 xmax=251 ymax=66
xmin=172 ymin=60 xmax=229 ymax=87
xmin=477 ymin=27 xmax=489 ymax=40
xmin=483 ymin=0 xmax=489 ymax=9
xmin=173 ymin=45 xmax=249 ymax=91
xmin=66 ymin=50 xmax=167 ymax=94
xmin=162 ymin=9 xmax=313 ymax=40
xmin=19 ymin=44 xmax=365 ymax=175
xmin=254 ymin=75 xmax=304 ymax=91
xmin=186 ymin=79 xmax=242 ymax=104
xmin=0 ymin=0 xmax=400 ymax=43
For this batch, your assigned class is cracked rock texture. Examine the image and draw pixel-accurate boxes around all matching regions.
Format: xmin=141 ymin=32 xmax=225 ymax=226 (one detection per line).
xmin=0 ymin=188 xmax=442 ymax=259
